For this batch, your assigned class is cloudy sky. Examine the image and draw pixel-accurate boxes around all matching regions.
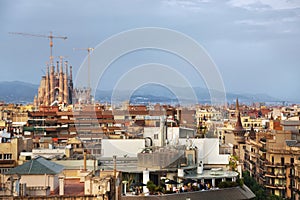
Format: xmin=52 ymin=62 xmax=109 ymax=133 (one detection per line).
xmin=1 ymin=0 xmax=300 ymax=102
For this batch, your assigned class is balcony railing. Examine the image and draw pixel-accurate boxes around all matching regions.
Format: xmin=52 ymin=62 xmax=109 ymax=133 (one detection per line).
xmin=259 ymin=147 xmax=267 ymax=153
xmin=259 ymin=156 xmax=266 ymax=161
xmin=288 ymin=185 xmax=296 ymax=189
xmin=289 ymin=174 xmax=295 ymax=178
xmin=265 ymin=162 xmax=286 ymax=168
xmin=265 ymin=172 xmax=276 ymax=178
xmin=259 ymin=164 xmax=266 ymax=171
xmin=277 ymin=174 xmax=286 ymax=179
xmin=260 ymin=138 xmax=266 ymax=143
xmin=265 ymin=183 xmax=286 ymax=190
xmin=259 ymin=174 xmax=266 ymax=182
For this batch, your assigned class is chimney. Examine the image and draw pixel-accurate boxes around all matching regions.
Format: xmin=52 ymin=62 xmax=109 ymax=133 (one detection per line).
xmin=83 ymin=150 xmax=87 ymax=171
xmin=197 ymin=160 xmax=203 ymax=174
xmin=159 ymin=116 xmax=166 ymax=147
xmin=59 ymin=176 xmax=64 ymax=195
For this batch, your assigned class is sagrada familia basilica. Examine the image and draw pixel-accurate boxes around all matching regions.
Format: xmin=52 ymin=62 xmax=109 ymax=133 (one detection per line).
xmin=34 ymin=60 xmax=73 ymax=106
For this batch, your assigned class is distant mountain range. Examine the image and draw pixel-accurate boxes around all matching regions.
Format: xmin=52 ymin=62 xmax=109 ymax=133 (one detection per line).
xmin=0 ymin=81 xmax=38 ymax=104
xmin=95 ymin=84 xmax=282 ymax=105
xmin=0 ymin=81 xmax=282 ymax=105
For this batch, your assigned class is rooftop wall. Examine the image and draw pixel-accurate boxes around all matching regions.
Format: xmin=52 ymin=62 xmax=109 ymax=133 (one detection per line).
xmin=179 ymin=138 xmax=229 ymax=165
xmin=121 ymin=185 xmax=255 ymax=200
xmin=101 ymin=139 xmax=145 ymax=158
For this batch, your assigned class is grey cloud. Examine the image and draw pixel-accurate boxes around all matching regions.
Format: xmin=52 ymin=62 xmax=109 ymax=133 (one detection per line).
xmin=227 ymin=0 xmax=300 ymax=11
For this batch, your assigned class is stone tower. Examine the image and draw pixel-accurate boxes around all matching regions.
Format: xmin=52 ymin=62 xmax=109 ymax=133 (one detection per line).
xmin=233 ymin=98 xmax=246 ymax=143
xmin=35 ymin=60 xmax=73 ymax=106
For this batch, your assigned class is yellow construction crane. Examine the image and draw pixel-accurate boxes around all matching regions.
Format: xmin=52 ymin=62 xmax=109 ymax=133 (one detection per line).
xmin=9 ymin=31 xmax=67 ymax=66
xmin=73 ymin=47 xmax=94 ymax=88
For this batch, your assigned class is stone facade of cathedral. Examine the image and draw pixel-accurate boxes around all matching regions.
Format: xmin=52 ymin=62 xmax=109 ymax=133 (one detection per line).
xmin=34 ymin=60 xmax=73 ymax=106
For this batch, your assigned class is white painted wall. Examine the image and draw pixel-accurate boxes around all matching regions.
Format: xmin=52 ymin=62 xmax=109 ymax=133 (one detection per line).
xmin=144 ymin=127 xmax=183 ymax=146
xmin=32 ymin=148 xmax=66 ymax=159
xmin=101 ymin=139 xmax=145 ymax=158
xmin=53 ymin=160 xmax=95 ymax=171
xmin=19 ymin=174 xmax=57 ymax=192
xmin=144 ymin=127 xmax=160 ymax=146
xmin=178 ymin=138 xmax=229 ymax=165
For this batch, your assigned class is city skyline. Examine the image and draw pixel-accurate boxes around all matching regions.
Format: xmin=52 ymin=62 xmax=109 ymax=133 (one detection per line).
xmin=1 ymin=0 xmax=300 ymax=102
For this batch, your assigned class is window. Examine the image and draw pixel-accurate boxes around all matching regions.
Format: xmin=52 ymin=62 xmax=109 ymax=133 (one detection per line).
xmin=291 ymin=158 xmax=294 ymax=164
xmin=281 ymin=157 xmax=285 ymax=165
xmin=0 ymin=168 xmax=10 ymax=173
xmin=4 ymin=154 xmax=12 ymax=160
xmin=0 ymin=154 xmax=2 ymax=160
xmin=187 ymin=154 xmax=194 ymax=166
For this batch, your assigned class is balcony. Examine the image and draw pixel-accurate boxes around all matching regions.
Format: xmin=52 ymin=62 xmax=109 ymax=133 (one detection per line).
xmin=277 ymin=174 xmax=286 ymax=179
xmin=287 ymin=163 xmax=295 ymax=167
xmin=234 ymin=135 xmax=245 ymax=144
xmin=265 ymin=172 xmax=276 ymax=178
xmin=265 ymin=162 xmax=286 ymax=168
xmin=265 ymin=183 xmax=286 ymax=190
xmin=265 ymin=173 xmax=286 ymax=179
xmin=260 ymin=138 xmax=266 ymax=144
xmin=268 ymin=148 xmax=291 ymax=154
xmin=259 ymin=164 xmax=265 ymax=170
xmin=0 ymin=159 xmax=15 ymax=168
xmin=259 ymin=147 xmax=267 ymax=153
xmin=289 ymin=185 xmax=296 ymax=190
xmin=259 ymin=156 xmax=266 ymax=162
xmin=276 ymin=184 xmax=286 ymax=190
xmin=250 ymin=152 xmax=257 ymax=158
xmin=259 ymin=175 xmax=266 ymax=182
xmin=289 ymin=174 xmax=295 ymax=178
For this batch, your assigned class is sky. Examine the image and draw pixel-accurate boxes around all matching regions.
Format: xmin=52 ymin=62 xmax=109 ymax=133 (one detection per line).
xmin=0 ymin=0 xmax=300 ymax=102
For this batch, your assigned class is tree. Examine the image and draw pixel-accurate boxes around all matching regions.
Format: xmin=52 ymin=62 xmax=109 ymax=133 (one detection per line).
xmin=147 ymin=181 xmax=157 ymax=195
xmin=243 ymin=171 xmax=283 ymax=200
xmin=228 ymin=155 xmax=238 ymax=171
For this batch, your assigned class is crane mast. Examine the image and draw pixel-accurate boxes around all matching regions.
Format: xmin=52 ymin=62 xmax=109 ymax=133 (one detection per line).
xmin=73 ymin=47 xmax=94 ymax=89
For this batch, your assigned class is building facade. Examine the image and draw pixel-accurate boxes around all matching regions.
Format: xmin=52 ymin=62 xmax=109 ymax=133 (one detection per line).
xmin=34 ymin=61 xmax=73 ymax=106
xmin=243 ymin=129 xmax=300 ymax=199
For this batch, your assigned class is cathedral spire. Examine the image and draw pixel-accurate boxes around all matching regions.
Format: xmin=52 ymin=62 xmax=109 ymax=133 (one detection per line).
xmin=56 ymin=61 xmax=59 ymax=75
xmin=235 ymin=98 xmax=240 ymax=116
xmin=69 ymin=65 xmax=73 ymax=81
xmin=36 ymin=59 xmax=73 ymax=106
xmin=233 ymin=98 xmax=245 ymax=143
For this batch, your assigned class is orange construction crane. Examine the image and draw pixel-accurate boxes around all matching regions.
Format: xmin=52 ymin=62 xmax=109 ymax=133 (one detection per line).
xmin=73 ymin=47 xmax=94 ymax=88
xmin=9 ymin=31 xmax=67 ymax=66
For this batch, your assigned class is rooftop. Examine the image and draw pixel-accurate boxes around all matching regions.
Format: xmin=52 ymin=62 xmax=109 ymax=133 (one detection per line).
xmin=5 ymin=157 xmax=64 ymax=175
xmin=121 ymin=185 xmax=255 ymax=200
xmin=184 ymin=169 xmax=239 ymax=179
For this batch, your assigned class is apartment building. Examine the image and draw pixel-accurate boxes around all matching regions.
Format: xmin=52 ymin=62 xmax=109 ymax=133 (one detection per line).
xmin=0 ymin=137 xmax=33 ymax=174
xmin=243 ymin=129 xmax=300 ymax=199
